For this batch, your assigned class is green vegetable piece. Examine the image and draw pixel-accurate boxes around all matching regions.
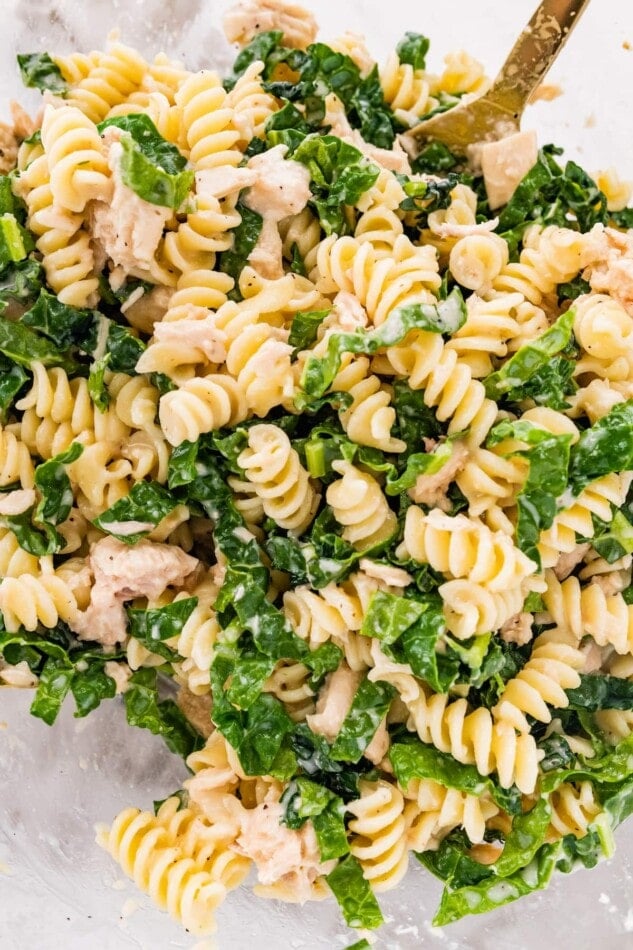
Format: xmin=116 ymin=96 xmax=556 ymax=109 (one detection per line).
xmin=541 ymin=734 xmax=633 ymax=794
xmin=211 ymin=658 xmax=295 ymax=774
xmin=390 ymin=740 xmax=522 ymax=814
xmin=290 ymin=134 xmax=380 ymax=235
xmin=21 ymin=290 xmax=96 ymax=348
xmin=484 ymin=308 xmax=576 ymax=400
xmin=124 ymin=668 xmax=203 ymax=758
xmin=385 ymin=442 xmax=454 ymax=495
xmin=502 ymin=356 xmax=576 ymax=410
xmin=35 ymin=443 xmax=82 ymax=526
xmin=497 ymin=146 xmax=607 ymax=236
xmin=224 ymin=30 xmax=284 ymax=90
xmin=88 ymin=355 xmax=111 ymax=411
xmin=112 ymin=122 xmax=194 ymax=208
xmin=487 ymin=419 xmax=573 ymax=566
xmin=433 ymin=842 xmax=561 ymax=926
xmin=98 ymin=114 xmax=188 ymax=174
xmin=0 ymin=213 xmax=28 ymax=265
xmin=0 ymin=354 xmax=27 ymax=415
xmin=217 ymin=201 xmax=262 ymax=288
xmin=0 ymin=259 xmax=43 ymax=316
xmin=0 ymin=314 xmax=78 ymax=373
xmin=401 ymin=604 xmax=460 ymax=693
xmin=396 ymin=32 xmax=430 ymax=70
xmin=93 ymin=480 xmax=179 ymax=543
xmin=4 ymin=443 xmax=83 ymax=555
xmin=226 ymin=655 xmax=277 ymax=710
xmin=301 ymin=289 xmax=466 ymax=398
xmin=126 ymin=598 xmax=199 ymax=661
xmin=17 ymin=52 xmax=69 ymax=95
xmin=569 ymin=401 xmax=633 ymax=495
xmin=360 ymin=590 xmax=427 ymax=644
xmin=326 ymin=855 xmax=384 ymax=930
xmin=30 ymin=656 xmax=74 ymax=725
xmin=589 ymin=509 xmax=633 ymax=563
xmin=566 ymin=673 xmax=633 ymax=712
xmin=491 ymin=798 xmax=551 ymax=878
xmin=281 ymin=777 xmax=349 ymax=860
xmin=331 ymin=679 xmax=396 ymax=763
xmin=70 ymin=658 xmax=118 ymax=718
xmin=119 ymin=131 xmax=194 ymax=208
xmin=288 ymin=308 xmax=331 ymax=350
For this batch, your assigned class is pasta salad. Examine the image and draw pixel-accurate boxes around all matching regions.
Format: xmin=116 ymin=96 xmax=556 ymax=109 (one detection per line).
xmin=2 ymin=0 xmax=633 ymax=940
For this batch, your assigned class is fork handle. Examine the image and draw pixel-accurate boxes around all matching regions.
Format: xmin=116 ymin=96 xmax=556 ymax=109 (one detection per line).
xmin=487 ymin=0 xmax=592 ymax=114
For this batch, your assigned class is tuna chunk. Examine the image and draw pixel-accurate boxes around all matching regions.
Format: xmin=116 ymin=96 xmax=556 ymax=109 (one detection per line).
xmin=480 ymin=130 xmax=538 ymax=210
xmin=224 ymin=0 xmax=318 ymax=49
xmin=70 ymin=536 xmax=198 ymax=646
xmin=409 ymin=441 xmax=469 ymax=511
xmin=231 ymin=800 xmax=335 ymax=902
xmin=152 ymin=309 xmax=228 ymax=362
xmin=306 ymin=664 xmax=361 ymax=741
xmin=243 ymin=145 xmax=312 ymax=279
xmin=89 ymin=129 xmax=171 ymax=279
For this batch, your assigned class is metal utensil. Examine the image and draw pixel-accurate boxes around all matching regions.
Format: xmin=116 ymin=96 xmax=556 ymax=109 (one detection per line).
xmin=408 ymin=0 xmax=592 ymax=152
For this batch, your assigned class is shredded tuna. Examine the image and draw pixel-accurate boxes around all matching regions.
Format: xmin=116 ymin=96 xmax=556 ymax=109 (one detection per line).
xmin=10 ymin=101 xmax=38 ymax=141
xmin=152 ymin=310 xmax=228 ymax=362
xmin=579 ymin=637 xmax=603 ymax=674
xmin=359 ymin=558 xmax=413 ymax=588
xmin=243 ymin=145 xmax=311 ymax=279
xmin=89 ymin=128 xmax=171 ymax=279
xmin=332 ymin=292 xmax=368 ymax=331
xmin=306 ymin=664 xmax=361 ymax=741
xmin=104 ymin=660 xmax=132 ymax=694
xmin=581 ymin=225 xmax=633 ymax=314
xmin=196 ymin=166 xmax=257 ymax=201
xmin=0 ymin=121 xmax=17 ymax=175
xmin=591 ymin=571 xmax=629 ymax=597
xmin=553 ymin=543 xmax=591 ymax=581
xmin=325 ymin=93 xmax=411 ymax=175
xmin=432 ymin=217 xmax=499 ymax=239
xmin=480 ymin=130 xmax=538 ymax=210
xmin=125 ymin=285 xmax=174 ymax=334
xmin=408 ymin=441 xmax=469 ymax=511
xmin=0 ymin=489 xmax=36 ymax=516
xmin=224 ymin=0 xmax=318 ymax=49
xmin=231 ymin=800 xmax=335 ymax=902
xmin=499 ymin=612 xmax=533 ymax=647
xmin=364 ymin=716 xmax=389 ymax=765
xmin=70 ymin=537 xmax=198 ymax=646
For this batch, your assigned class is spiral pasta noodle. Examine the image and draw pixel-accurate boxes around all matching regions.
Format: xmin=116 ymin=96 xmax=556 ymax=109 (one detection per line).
xmin=492 ymin=629 xmax=585 ymax=732
xmin=238 ymin=424 xmax=319 ymax=534
xmin=0 ymin=571 xmax=80 ymax=632
xmin=347 ymin=780 xmax=410 ymax=892
xmin=404 ymin=778 xmax=499 ymax=851
xmin=327 ymin=460 xmax=397 ymax=549
xmin=313 ymin=234 xmax=441 ymax=325
xmin=40 ymin=104 xmax=111 ymax=213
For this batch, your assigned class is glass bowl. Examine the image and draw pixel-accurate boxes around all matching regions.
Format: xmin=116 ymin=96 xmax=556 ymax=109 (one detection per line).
xmin=2 ymin=2 xmax=633 ymax=948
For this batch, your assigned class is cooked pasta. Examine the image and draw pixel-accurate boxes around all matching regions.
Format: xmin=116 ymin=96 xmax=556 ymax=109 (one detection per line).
xmin=347 ymin=780 xmax=410 ymax=892
xmin=238 ymin=423 xmax=319 ymax=534
xmin=4 ymin=2 xmax=633 ymax=942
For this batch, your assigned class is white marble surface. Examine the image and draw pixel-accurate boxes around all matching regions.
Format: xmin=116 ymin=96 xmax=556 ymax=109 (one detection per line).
xmin=2 ymin=2 xmax=633 ymax=948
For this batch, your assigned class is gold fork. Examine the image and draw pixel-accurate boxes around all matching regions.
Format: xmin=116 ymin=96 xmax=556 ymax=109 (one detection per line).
xmin=407 ymin=0 xmax=592 ymax=152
